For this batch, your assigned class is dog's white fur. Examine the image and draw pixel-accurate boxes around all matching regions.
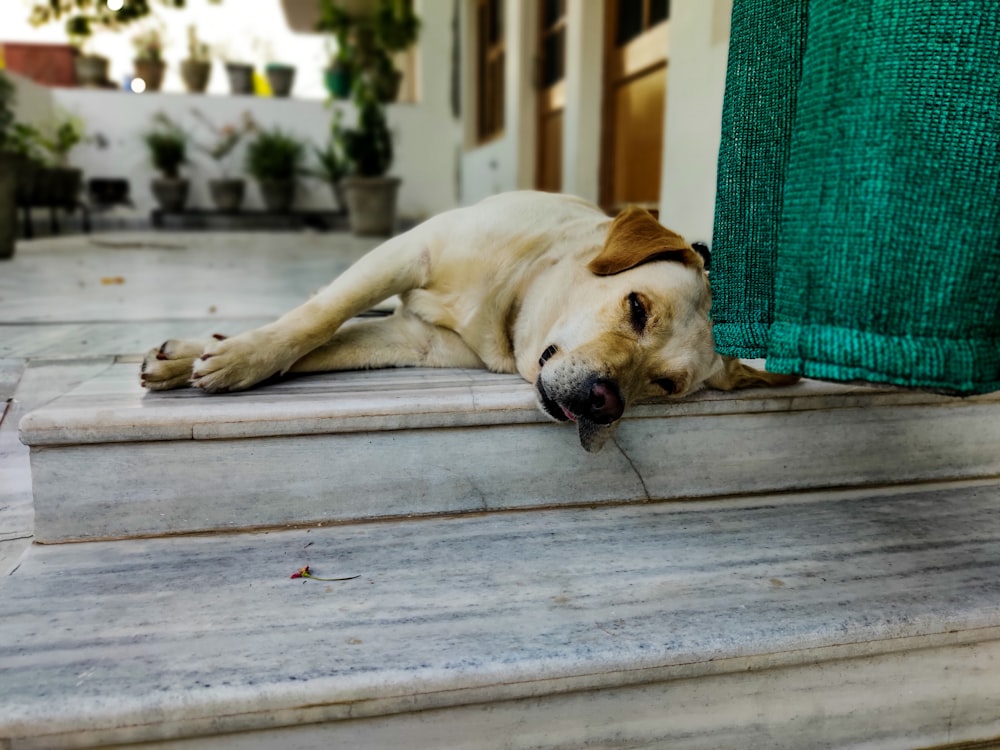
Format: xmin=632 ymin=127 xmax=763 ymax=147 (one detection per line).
xmin=142 ymin=191 xmax=795 ymax=451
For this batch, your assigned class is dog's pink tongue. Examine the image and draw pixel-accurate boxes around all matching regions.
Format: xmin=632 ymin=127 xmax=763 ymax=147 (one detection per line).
xmin=561 ymin=405 xmax=578 ymax=422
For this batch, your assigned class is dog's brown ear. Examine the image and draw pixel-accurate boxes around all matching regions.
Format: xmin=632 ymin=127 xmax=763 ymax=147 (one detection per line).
xmin=705 ymin=356 xmax=801 ymax=391
xmin=589 ymin=206 xmax=703 ymax=276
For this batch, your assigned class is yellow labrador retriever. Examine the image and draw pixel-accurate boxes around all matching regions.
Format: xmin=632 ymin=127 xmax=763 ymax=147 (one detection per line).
xmin=141 ymin=191 xmax=795 ymax=451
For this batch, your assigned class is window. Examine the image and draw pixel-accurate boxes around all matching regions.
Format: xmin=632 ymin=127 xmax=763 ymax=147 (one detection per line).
xmin=615 ymin=0 xmax=670 ymax=45
xmin=476 ymin=0 xmax=505 ymax=142
xmin=538 ymin=0 xmax=566 ymax=89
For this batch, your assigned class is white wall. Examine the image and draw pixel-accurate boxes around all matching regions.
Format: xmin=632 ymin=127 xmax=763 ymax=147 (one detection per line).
xmin=54 ymin=88 xmax=341 ymax=213
xmin=560 ymin=0 xmax=604 ymax=205
xmin=5 ymin=0 xmax=460 ymax=220
xmin=7 ymin=70 xmax=55 ymax=125
xmin=659 ymin=0 xmax=732 ymax=244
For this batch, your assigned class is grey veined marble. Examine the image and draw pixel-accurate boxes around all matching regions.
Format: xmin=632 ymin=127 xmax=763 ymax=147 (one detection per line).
xmin=3 ymin=481 xmax=1000 ymax=749
xmin=19 ymin=361 xmax=1000 ymax=542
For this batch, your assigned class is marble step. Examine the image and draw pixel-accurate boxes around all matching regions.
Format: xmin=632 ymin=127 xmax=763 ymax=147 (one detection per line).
xmin=19 ymin=360 xmax=1000 ymax=543
xmin=3 ymin=480 xmax=1000 ymax=749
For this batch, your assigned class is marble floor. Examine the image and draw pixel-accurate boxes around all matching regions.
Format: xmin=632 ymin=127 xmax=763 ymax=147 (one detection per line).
xmin=0 ymin=230 xmax=381 ymax=573
xmin=4 ymin=230 xmax=1000 ymax=748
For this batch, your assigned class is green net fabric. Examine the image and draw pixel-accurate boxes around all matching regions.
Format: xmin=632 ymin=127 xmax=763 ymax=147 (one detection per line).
xmin=712 ymin=0 xmax=999 ymax=394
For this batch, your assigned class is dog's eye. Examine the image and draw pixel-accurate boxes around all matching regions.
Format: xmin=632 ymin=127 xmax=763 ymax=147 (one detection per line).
xmin=655 ymin=377 xmax=678 ymax=394
xmin=627 ymin=292 xmax=647 ymax=333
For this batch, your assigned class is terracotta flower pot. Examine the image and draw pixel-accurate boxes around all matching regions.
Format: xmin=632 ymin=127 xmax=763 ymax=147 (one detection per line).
xmin=134 ymin=59 xmax=165 ymax=92
xmin=180 ymin=59 xmax=212 ymax=93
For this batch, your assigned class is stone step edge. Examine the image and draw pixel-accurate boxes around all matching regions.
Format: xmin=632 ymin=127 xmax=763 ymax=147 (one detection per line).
xmin=19 ymin=362 xmax=998 ymax=447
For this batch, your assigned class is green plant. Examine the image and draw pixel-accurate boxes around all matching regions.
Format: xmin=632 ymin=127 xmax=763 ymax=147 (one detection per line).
xmin=0 ymin=73 xmax=16 ymax=151
xmin=35 ymin=113 xmax=87 ymax=166
xmin=191 ymin=109 xmax=257 ymax=176
xmin=317 ymin=0 xmax=419 ymax=102
xmin=316 ymin=0 xmax=417 ymax=179
xmin=3 ymin=124 xmax=47 ymax=163
xmin=144 ymin=113 xmax=186 ymax=178
xmin=132 ymin=27 xmax=164 ymax=62
xmin=0 ymin=74 xmax=45 ymax=162
xmin=28 ymin=0 xmax=221 ymax=47
xmin=309 ymin=111 xmax=346 ymax=183
xmin=245 ymin=128 xmax=305 ymax=181
xmin=318 ymin=0 xmax=418 ymax=53
xmin=341 ymin=82 xmax=393 ymax=177
xmin=185 ymin=25 xmax=210 ymax=62
xmin=372 ymin=0 xmax=420 ymax=52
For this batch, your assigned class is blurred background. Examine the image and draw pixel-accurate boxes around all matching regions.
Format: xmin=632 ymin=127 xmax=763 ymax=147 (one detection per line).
xmin=0 ymin=0 xmax=732 ymax=241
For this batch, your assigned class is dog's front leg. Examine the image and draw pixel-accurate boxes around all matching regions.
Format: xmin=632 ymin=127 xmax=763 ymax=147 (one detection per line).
xmin=188 ymin=233 xmax=434 ymax=392
xmin=288 ymin=310 xmax=484 ymax=373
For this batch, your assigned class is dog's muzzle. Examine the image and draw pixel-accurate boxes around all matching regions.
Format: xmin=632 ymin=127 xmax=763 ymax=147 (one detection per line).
xmin=536 ymin=351 xmax=625 ymax=452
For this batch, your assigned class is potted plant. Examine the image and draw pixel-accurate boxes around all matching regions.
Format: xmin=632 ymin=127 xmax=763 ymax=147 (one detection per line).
xmin=307 ymin=110 xmax=347 ymax=212
xmin=245 ymin=128 xmax=305 ymax=213
xmin=280 ymin=0 xmax=373 ymax=33
xmin=132 ymin=27 xmax=166 ymax=92
xmin=224 ymin=59 xmax=255 ymax=96
xmin=65 ymin=16 xmax=110 ymax=88
xmin=192 ymin=109 xmax=257 ymax=211
xmin=0 ymin=73 xmax=24 ymax=259
xmin=9 ymin=124 xmax=46 ymax=214
xmin=317 ymin=0 xmax=419 ymax=104
xmin=180 ymin=25 xmax=212 ymax=93
xmin=265 ymin=62 xmax=296 ymax=98
xmin=28 ymin=0 xmax=212 ymax=88
xmin=34 ymin=112 xmax=88 ymax=211
xmin=315 ymin=0 xmax=418 ymax=235
xmin=143 ymin=113 xmax=189 ymax=212
xmin=339 ymin=80 xmax=399 ymax=235
xmin=319 ymin=7 xmax=354 ymax=100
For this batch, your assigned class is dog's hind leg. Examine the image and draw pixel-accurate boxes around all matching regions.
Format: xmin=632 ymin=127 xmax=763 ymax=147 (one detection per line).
xmin=288 ymin=310 xmax=485 ymax=373
xmin=173 ymin=229 xmax=438 ymax=392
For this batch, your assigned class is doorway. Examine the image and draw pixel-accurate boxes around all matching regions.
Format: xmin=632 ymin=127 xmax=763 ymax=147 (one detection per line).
xmin=601 ymin=0 xmax=669 ymax=211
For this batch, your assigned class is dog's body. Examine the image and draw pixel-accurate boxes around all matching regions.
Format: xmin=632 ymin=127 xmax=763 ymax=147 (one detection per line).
xmin=142 ymin=191 xmax=795 ymax=450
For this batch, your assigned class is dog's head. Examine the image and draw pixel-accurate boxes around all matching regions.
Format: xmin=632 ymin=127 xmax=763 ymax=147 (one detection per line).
xmin=532 ymin=206 xmax=796 ymax=452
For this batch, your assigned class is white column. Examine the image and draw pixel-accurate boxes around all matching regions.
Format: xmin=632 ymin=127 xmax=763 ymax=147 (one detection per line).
xmin=659 ymin=0 xmax=733 ymax=243
xmin=561 ymin=0 xmax=605 ymax=204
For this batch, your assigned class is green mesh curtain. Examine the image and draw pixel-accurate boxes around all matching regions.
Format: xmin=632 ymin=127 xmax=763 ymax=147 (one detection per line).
xmin=711 ymin=0 xmax=1000 ymax=394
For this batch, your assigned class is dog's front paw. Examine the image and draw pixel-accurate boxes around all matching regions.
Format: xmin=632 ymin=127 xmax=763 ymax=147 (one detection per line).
xmin=189 ymin=329 xmax=291 ymax=393
xmin=141 ymin=337 xmax=218 ymax=390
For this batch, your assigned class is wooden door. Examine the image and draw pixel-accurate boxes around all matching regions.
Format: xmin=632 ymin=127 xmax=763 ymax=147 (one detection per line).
xmin=536 ymin=0 xmax=566 ymax=192
xmin=601 ymin=0 xmax=669 ymax=211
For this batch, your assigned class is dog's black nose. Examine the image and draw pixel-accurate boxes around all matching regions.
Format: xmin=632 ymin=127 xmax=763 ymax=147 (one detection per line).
xmin=585 ymin=378 xmax=624 ymax=424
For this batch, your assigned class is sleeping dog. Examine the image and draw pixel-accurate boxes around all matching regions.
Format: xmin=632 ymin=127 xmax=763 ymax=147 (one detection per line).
xmin=141 ymin=191 xmax=796 ymax=451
